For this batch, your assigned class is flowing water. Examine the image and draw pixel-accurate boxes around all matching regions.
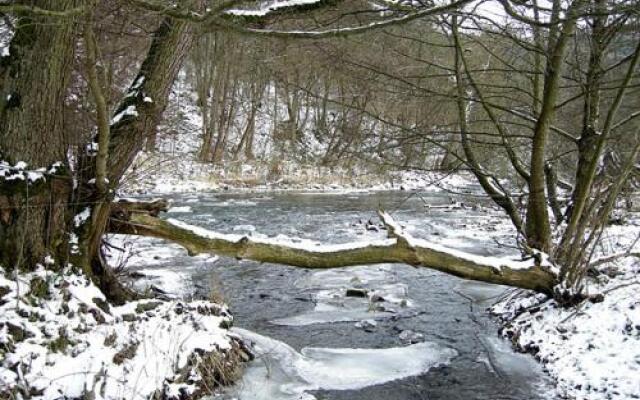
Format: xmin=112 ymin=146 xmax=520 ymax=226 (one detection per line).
xmin=119 ymin=190 xmax=553 ymax=400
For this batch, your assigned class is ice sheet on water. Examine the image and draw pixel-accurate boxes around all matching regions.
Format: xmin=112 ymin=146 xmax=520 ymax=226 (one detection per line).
xmin=479 ymin=335 xmax=544 ymax=379
xmin=232 ymin=224 xmax=257 ymax=232
xmin=227 ymin=328 xmax=457 ymax=400
xmin=453 ymin=281 xmax=509 ymax=305
xmin=210 ymin=199 xmax=258 ymax=207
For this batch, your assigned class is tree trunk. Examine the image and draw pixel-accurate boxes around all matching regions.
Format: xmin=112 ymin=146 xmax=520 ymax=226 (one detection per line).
xmin=0 ymin=0 xmax=80 ymax=270
xmin=524 ymin=0 xmax=583 ymax=252
xmin=80 ymin=14 xmax=198 ymax=302
xmin=236 ymin=79 xmax=265 ymax=161
xmin=211 ymin=62 xmax=233 ymax=165
xmin=0 ymin=4 xmax=198 ymax=304
xmin=107 ymin=17 xmax=196 ymax=184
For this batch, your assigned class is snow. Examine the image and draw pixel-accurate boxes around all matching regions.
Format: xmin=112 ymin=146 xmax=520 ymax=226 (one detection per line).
xmin=227 ymin=0 xmax=322 ymax=17
xmin=0 ymin=160 xmax=48 ymax=183
xmin=227 ymin=328 xmax=457 ymax=400
xmin=167 ymin=205 xmax=192 ymax=213
xmin=254 ymin=235 xmax=396 ymax=253
xmin=86 ymin=141 xmax=99 ymax=153
xmin=74 ymin=207 xmax=92 ymax=227
xmin=111 ymin=105 xmax=139 ymax=125
xmin=167 ymin=217 xmax=399 ymax=252
xmin=132 ymin=76 xmax=145 ymax=90
xmin=0 ymin=266 xmax=237 ymax=400
xmin=492 ymin=221 xmax=640 ymax=400
xmin=167 ymin=218 xmax=245 ymax=242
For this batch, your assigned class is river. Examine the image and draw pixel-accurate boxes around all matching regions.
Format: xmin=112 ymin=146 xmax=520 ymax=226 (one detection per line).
xmin=117 ymin=189 xmax=553 ymax=400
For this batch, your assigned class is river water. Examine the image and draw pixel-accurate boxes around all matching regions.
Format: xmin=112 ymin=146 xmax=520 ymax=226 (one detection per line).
xmin=118 ymin=190 xmax=553 ymax=400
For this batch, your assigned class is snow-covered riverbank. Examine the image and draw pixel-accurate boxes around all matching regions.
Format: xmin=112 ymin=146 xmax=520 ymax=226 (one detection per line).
xmin=0 ymin=266 xmax=249 ymax=400
xmin=121 ymin=151 xmax=475 ymax=196
xmin=492 ymin=220 xmax=640 ymax=400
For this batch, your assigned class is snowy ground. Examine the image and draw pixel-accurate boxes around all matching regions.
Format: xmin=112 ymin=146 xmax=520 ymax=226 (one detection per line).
xmin=0 ymin=266 xmax=247 ymax=400
xmin=492 ymin=220 xmax=640 ymax=400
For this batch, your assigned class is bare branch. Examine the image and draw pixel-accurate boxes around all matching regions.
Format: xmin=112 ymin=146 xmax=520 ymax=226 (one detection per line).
xmin=0 ymin=3 xmax=85 ymax=17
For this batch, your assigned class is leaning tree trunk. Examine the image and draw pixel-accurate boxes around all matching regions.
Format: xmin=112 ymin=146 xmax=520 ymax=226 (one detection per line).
xmin=0 ymin=0 xmax=80 ymax=270
xmin=75 ymin=14 xmax=198 ymax=302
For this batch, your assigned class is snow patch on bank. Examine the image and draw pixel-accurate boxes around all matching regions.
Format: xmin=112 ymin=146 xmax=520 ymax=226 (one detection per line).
xmin=492 ymin=220 xmax=640 ymax=400
xmin=0 ymin=266 xmax=238 ymax=400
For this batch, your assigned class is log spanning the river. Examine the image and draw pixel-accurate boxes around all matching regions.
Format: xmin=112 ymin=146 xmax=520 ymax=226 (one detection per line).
xmin=109 ymin=208 xmax=558 ymax=295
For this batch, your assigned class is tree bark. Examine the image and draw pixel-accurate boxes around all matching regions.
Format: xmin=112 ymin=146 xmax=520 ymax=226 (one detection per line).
xmin=0 ymin=0 xmax=80 ymax=269
xmin=107 ymin=16 xmax=197 ymax=184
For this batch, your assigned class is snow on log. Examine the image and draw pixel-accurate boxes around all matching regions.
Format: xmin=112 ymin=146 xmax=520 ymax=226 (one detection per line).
xmin=109 ymin=210 xmax=558 ymax=294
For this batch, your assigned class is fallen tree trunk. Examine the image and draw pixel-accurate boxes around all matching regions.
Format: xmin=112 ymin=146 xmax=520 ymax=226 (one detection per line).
xmin=108 ymin=209 xmax=558 ymax=295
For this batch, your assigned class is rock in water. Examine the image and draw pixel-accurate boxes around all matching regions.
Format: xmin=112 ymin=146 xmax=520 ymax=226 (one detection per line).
xmin=399 ymin=330 xmax=425 ymax=344
xmin=355 ymin=319 xmax=378 ymax=332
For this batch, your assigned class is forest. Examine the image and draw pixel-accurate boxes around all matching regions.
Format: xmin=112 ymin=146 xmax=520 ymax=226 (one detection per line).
xmin=0 ymin=1 xmax=638 ymax=399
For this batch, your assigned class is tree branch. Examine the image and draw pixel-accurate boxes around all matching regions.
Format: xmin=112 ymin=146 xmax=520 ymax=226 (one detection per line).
xmin=0 ymin=3 xmax=85 ymax=17
xmin=208 ymin=0 xmax=473 ymax=38
xmin=108 ymin=208 xmax=558 ymax=294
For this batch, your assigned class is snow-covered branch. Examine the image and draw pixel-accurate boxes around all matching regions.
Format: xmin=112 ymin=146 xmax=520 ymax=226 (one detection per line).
xmin=109 ymin=208 xmax=558 ymax=294
xmin=212 ymin=0 xmax=473 ymax=38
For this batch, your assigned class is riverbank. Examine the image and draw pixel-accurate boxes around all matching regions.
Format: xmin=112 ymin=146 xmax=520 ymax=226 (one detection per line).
xmin=491 ymin=221 xmax=640 ymax=400
xmin=0 ymin=265 xmax=250 ymax=400
xmin=119 ymin=150 xmax=475 ymax=196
